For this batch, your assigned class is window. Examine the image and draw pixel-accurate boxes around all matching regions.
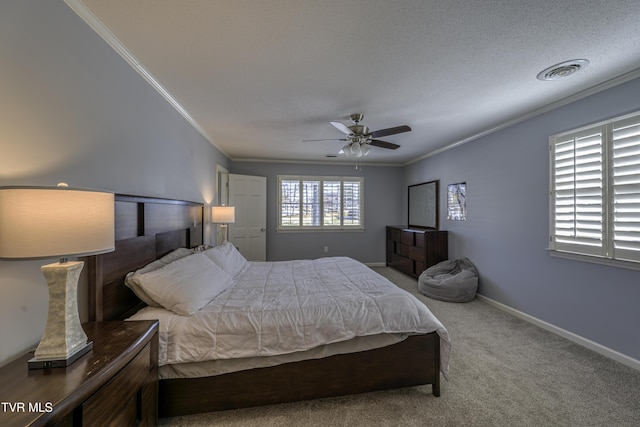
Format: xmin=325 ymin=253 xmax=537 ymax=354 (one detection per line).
xmin=549 ymin=111 xmax=640 ymax=266
xmin=278 ymin=175 xmax=364 ymax=231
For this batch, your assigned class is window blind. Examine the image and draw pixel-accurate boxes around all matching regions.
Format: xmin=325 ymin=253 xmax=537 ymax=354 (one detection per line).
xmin=552 ymin=126 xmax=604 ymax=255
xmin=550 ymin=111 xmax=640 ymax=265
xmin=612 ymin=116 xmax=640 ymax=262
xmin=342 ymin=180 xmax=362 ymax=226
xmin=322 ymin=181 xmax=341 ymax=226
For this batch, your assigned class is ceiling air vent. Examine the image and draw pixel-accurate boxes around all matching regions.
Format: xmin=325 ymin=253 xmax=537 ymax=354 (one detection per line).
xmin=536 ymin=59 xmax=589 ymax=81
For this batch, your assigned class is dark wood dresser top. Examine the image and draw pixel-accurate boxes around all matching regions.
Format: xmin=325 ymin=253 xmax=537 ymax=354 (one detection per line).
xmin=0 ymin=320 xmax=158 ymax=427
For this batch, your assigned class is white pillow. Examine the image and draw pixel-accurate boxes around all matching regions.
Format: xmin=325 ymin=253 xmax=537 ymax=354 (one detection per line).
xmin=131 ymin=253 xmax=233 ymax=316
xmin=125 ymin=247 xmax=194 ymax=307
xmin=202 ymin=241 xmax=248 ymax=277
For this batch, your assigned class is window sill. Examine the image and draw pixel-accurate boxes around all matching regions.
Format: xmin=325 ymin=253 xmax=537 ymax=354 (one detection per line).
xmin=547 ymin=249 xmax=640 ymax=271
xmin=277 ymin=228 xmax=365 ymax=233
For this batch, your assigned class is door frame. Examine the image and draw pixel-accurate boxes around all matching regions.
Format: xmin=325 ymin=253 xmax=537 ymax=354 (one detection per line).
xmin=215 ymin=164 xmax=229 ymax=245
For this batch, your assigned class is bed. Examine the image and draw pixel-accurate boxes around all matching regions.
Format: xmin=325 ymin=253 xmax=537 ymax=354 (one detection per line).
xmin=87 ymin=194 xmax=450 ymax=417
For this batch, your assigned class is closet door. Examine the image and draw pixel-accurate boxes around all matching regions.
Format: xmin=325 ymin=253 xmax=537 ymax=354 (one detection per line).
xmin=229 ymin=174 xmax=267 ymax=261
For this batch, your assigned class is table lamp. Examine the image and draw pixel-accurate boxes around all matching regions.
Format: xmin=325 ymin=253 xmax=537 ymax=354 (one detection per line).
xmin=0 ymin=185 xmax=114 ymax=369
xmin=211 ymin=205 xmax=235 ymax=244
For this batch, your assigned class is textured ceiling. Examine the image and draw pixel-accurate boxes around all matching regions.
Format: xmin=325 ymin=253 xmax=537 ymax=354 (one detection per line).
xmin=70 ymin=0 xmax=640 ymax=165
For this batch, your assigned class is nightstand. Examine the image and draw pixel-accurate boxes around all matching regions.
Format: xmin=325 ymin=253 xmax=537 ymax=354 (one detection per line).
xmin=0 ymin=320 xmax=158 ymax=427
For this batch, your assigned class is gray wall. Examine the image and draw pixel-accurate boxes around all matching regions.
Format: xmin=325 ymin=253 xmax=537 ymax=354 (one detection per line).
xmin=405 ymin=77 xmax=640 ymax=361
xmin=231 ymin=162 xmax=404 ymax=263
xmin=0 ymin=1 xmax=230 ymax=365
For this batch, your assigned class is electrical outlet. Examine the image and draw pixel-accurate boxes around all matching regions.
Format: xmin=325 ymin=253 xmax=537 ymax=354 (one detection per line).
xmin=324 ymin=246 xmax=329 ymax=253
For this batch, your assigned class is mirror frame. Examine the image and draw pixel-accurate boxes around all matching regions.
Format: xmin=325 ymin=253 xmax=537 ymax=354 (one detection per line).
xmin=408 ymin=180 xmax=439 ymax=230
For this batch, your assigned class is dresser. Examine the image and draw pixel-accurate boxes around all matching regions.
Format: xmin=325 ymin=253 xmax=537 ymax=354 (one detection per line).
xmin=0 ymin=320 xmax=158 ymax=427
xmin=386 ymin=226 xmax=448 ymax=277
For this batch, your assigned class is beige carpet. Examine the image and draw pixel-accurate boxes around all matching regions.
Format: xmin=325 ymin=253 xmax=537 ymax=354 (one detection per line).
xmin=159 ymin=267 xmax=640 ymax=426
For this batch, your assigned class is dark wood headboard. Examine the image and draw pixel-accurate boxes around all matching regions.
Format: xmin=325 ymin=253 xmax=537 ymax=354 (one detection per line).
xmin=87 ymin=194 xmax=204 ymax=322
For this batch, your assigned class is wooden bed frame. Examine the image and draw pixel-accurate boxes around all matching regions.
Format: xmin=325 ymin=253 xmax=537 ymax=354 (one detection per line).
xmin=87 ymin=194 xmax=441 ymax=417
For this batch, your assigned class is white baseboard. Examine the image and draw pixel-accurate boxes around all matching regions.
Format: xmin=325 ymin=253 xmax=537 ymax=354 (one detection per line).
xmin=476 ymin=295 xmax=640 ymax=372
xmin=365 ymin=262 xmax=387 ymax=268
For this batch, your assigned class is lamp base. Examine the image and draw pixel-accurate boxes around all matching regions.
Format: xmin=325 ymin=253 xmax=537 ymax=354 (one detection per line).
xmin=217 ymin=224 xmax=228 ymax=245
xmin=30 ymin=261 xmax=92 ymax=369
xmin=28 ymin=340 xmax=93 ymax=370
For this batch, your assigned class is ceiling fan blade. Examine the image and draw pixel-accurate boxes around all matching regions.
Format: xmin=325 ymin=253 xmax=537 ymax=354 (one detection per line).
xmin=302 ymin=138 xmax=348 ymax=142
xmin=369 ymin=139 xmax=400 ymax=150
xmin=369 ymin=125 xmax=411 ymax=138
xmin=330 ymin=121 xmax=352 ymax=135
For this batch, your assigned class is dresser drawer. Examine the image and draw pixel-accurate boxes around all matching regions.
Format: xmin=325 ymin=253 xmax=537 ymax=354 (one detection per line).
xmin=388 ymin=227 xmax=402 ymax=242
xmin=389 ymin=253 xmax=413 ymax=274
xmin=407 ymin=245 xmax=425 ymax=261
xmin=396 ymin=243 xmax=410 ymax=258
xmin=82 ymin=342 xmax=151 ymax=425
xmin=400 ymin=230 xmax=415 ymax=246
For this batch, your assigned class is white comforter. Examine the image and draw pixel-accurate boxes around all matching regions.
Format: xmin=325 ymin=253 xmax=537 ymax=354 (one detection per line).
xmin=128 ymin=256 xmax=450 ymax=377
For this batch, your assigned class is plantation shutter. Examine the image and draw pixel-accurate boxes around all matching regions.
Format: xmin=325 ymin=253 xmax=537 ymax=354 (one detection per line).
xmin=612 ymin=116 xmax=640 ymax=262
xmin=551 ymin=126 xmax=604 ymax=255
xmin=278 ymin=175 xmax=364 ymax=231
xmin=342 ymin=180 xmax=362 ymax=226
xmin=323 ymin=181 xmax=341 ymax=226
xmin=302 ymin=180 xmax=321 ymax=226
xmin=280 ymin=179 xmax=301 ymax=227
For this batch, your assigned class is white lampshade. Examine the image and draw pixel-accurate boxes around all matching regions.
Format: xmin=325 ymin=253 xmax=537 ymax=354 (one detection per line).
xmin=0 ymin=186 xmax=115 ymax=259
xmin=212 ymin=205 xmax=235 ymax=224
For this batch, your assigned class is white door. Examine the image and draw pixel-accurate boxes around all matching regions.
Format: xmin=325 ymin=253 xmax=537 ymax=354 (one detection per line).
xmin=228 ymin=174 xmax=267 ymax=261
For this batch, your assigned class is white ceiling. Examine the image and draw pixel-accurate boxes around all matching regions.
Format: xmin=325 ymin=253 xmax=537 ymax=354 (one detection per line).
xmin=70 ymin=0 xmax=640 ymax=165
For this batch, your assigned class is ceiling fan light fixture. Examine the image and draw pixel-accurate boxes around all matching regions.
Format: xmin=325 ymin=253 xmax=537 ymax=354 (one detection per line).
xmin=536 ymin=59 xmax=590 ymax=81
xmin=340 ymin=142 xmax=370 ymax=158
xmin=312 ymin=113 xmax=410 ymax=158
xmin=349 ymin=143 xmax=363 ymax=157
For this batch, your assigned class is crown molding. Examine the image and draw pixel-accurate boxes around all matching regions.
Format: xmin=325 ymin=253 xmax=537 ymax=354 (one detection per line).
xmin=231 ymin=157 xmax=401 ymax=167
xmin=404 ymin=67 xmax=640 ymax=166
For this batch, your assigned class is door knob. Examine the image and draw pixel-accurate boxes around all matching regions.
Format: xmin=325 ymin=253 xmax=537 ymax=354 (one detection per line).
xmin=261 ymin=228 xmax=266 ymax=232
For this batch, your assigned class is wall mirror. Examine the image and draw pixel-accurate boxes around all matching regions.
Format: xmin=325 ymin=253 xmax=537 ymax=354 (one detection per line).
xmin=408 ymin=180 xmax=439 ymax=229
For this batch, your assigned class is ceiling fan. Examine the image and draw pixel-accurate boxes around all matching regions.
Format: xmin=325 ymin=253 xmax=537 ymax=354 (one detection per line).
xmin=304 ymin=113 xmax=411 ymax=157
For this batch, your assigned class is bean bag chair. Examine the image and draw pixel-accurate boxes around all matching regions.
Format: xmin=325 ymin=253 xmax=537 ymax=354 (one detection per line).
xmin=418 ymin=258 xmax=478 ymax=302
